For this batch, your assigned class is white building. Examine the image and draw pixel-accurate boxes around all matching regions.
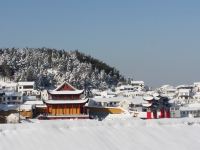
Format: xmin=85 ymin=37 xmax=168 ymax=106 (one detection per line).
xmin=24 ymin=100 xmax=45 ymax=108
xmin=41 ymin=90 xmax=49 ymax=100
xmin=170 ymin=105 xmax=181 ymax=118
xmin=158 ymin=85 xmax=177 ymax=99
xmin=131 ymin=81 xmax=144 ymax=91
xmin=193 ymin=92 xmax=200 ymax=100
xmin=89 ymin=97 xmax=122 ymax=108
xmin=18 ymin=82 xmax=35 ymax=95
xmin=124 ymin=91 xmax=145 ymax=97
xmin=194 ymin=82 xmax=200 ymax=92
xmin=0 ymin=91 xmax=23 ymax=104
xmin=177 ymin=89 xmax=193 ymax=100
xmin=0 ymin=82 xmax=18 ymax=91
xmin=97 ymin=90 xmax=117 ymax=98
xmin=179 ymin=103 xmax=200 ymax=118
xmin=115 ymin=85 xmax=135 ymax=95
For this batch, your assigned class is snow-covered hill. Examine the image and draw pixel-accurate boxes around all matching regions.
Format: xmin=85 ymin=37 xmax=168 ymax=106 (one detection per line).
xmin=0 ymin=48 xmax=123 ymax=89
xmin=0 ymin=118 xmax=200 ymax=150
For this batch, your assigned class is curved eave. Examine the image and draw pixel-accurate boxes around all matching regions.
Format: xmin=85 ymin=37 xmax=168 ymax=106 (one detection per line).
xmin=143 ymin=96 xmax=154 ymax=101
xmin=153 ymin=93 xmax=160 ymax=97
xmin=142 ymin=103 xmax=152 ymax=107
xmin=48 ymin=90 xmax=84 ymax=95
xmin=154 ymin=97 xmax=160 ymax=100
xmin=44 ymin=99 xmax=88 ymax=104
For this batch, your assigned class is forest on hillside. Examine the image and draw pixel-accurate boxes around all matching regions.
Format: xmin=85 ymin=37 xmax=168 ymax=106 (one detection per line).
xmin=0 ymin=48 xmax=125 ymax=90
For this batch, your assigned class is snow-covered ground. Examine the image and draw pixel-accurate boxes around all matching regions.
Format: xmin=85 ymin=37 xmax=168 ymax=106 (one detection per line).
xmin=1 ymin=118 xmax=200 ymax=150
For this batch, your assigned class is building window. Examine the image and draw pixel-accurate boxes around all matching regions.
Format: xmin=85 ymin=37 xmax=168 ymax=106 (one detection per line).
xmin=23 ymin=86 xmax=33 ymax=89
xmin=12 ymin=96 xmax=17 ymax=100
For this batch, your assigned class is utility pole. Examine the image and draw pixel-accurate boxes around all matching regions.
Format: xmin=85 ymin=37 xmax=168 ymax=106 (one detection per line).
xmin=18 ymin=104 xmax=21 ymax=123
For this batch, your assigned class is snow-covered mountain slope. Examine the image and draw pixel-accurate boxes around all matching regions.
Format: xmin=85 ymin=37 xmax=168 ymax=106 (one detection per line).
xmin=0 ymin=48 xmax=123 ymax=89
xmin=0 ymin=118 xmax=200 ymax=150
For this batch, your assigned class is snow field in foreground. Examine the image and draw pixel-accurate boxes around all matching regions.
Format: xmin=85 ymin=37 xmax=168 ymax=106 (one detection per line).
xmin=0 ymin=118 xmax=200 ymax=150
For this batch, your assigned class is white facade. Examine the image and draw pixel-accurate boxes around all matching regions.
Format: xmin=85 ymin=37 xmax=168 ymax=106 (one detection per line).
xmin=131 ymin=81 xmax=144 ymax=91
xmin=115 ymin=85 xmax=135 ymax=96
xmin=0 ymin=91 xmax=23 ymax=104
xmin=88 ymin=97 xmax=133 ymax=108
xmin=193 ymin=82 xmax=200 ymax=92
xmin=99 ymin=90 xmax=117 ymax=98
xmin=170 ymin=106 xmax=181 ymax=118
xmin=0 ymin=82 xmax=18 ymax=91
xmin=177 ymin=89 xmax=193 ymax=100
xmin=123 ymin=91 xmax=145 ymax=97
xmin=193 ymin=92 xmax=200 ymax=100
xmin=18 ymin=82 xmax=35 ymax=95
xmin=41 ymin=90 xmax=48 ymax=100
xmin=88 ymin=99 xmax=120 ymax=108
xmin=179 ymin=106 xmax=200 ymax=118
xmin=158 ymin=85 xmax=177 ymax=99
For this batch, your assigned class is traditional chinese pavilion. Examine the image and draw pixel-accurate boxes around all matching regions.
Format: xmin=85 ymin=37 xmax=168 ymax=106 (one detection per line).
xmin=142 ymin=94 xmax=171 ymax=119
xmin=44 ymin=81 xmax=88 ymax=119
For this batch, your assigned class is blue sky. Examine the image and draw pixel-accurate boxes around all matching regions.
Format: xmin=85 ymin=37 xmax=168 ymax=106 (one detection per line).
xmin=0 ymin=0 xmax=200 ymax=87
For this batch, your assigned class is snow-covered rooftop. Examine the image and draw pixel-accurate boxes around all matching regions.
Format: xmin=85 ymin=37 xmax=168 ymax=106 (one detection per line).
xmin=18 ymin=82 xmax=35 ymax=86
xmin=131 ymin=81 xmax=144 ymax=84
xmin=116 ymin=85 xmax=134 ymax=89
xmin=143 ymin=95 xmax=154 ymax=101
xmin=180 ymin=107 xmax=200 ymax=111
xmin=176 ymin=85 xmax=194 ymax=89
xmin=35 ymin=104 xmax=47 ymax=108
xmin=23 ymin=96 xmax=37 ymax=101
xmin=142 ymin=103 xmax=152 ymax=107
xmin=54 ymin=81 xmax=77 ymax=91
xmin=0 ymin=81 xmax=18 ymax=87
xmin=24 ymin=101 xmax=44 ymax=105
xmin=178 ymin=89 xmax=191 ymax=92
xmin=48 ymin=90 xmax=84 ymax=95
xmin=4 ymin=91 xmax=22 ymax=96
xmin=0 ymin=104 xmax=32 ymax=111
xmin=129 ymin=96 xmax=143 ymax=105
xmin=194 ymin=82 xmax=200 ymax=86
xmin=92 ymin=96 xmax=134 ymax=103
xmin=188 ymin=103 xmax=200 ymax=108
xmin=20 ymin=105 xmax=32 ymax=111
xmin=0 ymin=104 xmax=19 ymax=111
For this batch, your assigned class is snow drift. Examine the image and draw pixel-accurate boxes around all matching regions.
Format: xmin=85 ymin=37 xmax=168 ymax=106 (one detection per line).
xmin=0 ymin=118 xmax=200 ymax=150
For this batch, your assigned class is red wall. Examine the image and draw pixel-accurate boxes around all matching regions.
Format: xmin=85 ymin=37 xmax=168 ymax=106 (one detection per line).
xmin=147 ymin=112 xmax=152 ymax=119
xmin=153 ymin=111 xmax=157 ymax=119
xmin=51 ymin=94 xmax=80 ymax=100
xmin=165 ymin=110 xmax=170 ymax=118
xmin=159 ymin=109 xmax=165 ymax=118
xmin=58 ymin=84 xmax=74 ymax=91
